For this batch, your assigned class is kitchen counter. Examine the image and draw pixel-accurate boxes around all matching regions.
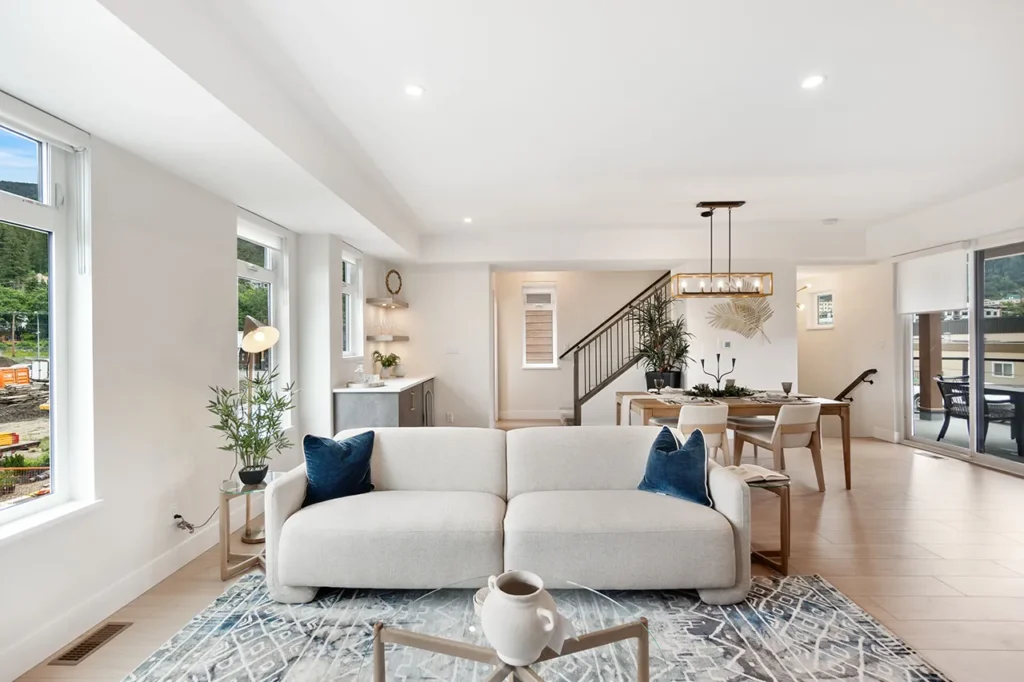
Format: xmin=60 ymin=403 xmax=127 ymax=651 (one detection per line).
xmin=334 ymin=376 xmax=436 ymax=430
xmin=334 ymin=376 xmax=434 ymax=394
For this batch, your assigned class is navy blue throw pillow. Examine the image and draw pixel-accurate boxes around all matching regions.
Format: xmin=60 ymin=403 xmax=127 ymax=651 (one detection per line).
xmin=637 ymin=427 xmax=711 ymax=506
xmin=302 ymin=431 xmax=375 ymax=507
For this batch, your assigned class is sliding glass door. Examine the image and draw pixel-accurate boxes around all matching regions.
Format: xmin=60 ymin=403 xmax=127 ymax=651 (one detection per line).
xmin=900 ymin=243 xmax=1024 ymax=471
xmin=909 ymin=309 xmax=972 ymax=454
xmin=974 ymin=245 xmax=1024 ymax=462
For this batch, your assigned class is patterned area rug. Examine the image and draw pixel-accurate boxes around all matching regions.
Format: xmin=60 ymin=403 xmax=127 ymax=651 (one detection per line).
xmin=125 ymin=574 xmax=950 ymax=681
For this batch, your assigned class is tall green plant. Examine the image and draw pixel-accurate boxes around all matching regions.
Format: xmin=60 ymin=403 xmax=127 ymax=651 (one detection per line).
xmin=629 ymin=289 xmax=694 ymax=373
xmin=207 ymin=367 xmax=296 ymax=470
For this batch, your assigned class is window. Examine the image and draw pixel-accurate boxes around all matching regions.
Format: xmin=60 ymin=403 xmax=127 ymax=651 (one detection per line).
xmin=523 ymin=285 xmax=557 ymax=368
xmin=341 ymin=256 xmax=360 ymax=357
xmin=237 ymin=235 xmax=279 ymax=382
xmin=993 ymin=362 xmax=1014 ymax=378
xmin=807 ymin=291 xmax=835 ymax=330
xmin=0 ymin=124 xmax=42 ymax=202
xmin=816 ymin=292 xmax=834 ymax=326
xmin=0 ymin=115 xmax=73 ymax=520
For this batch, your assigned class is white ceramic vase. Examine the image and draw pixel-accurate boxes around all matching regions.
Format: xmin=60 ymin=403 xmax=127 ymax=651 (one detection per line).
xmin=480 ymin=570 xmax=557 ymax=666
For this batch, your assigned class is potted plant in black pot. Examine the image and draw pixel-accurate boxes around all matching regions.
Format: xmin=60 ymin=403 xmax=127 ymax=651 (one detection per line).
xmin=630 ymin=289 xmax=694 ymax=390
xmin=207 ymin=367 xmax=296 ymax=485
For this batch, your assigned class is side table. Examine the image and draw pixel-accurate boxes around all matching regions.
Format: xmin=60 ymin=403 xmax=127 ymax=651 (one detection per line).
xmin=748 ymin=478 xmax=790 ymax=575
xmin=219 ymin=472 xmax=280 ymax=581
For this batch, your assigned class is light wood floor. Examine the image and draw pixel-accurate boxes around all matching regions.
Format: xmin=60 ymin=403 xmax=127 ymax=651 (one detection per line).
xmin=17 ymin=437 xmax=1024 ymax=682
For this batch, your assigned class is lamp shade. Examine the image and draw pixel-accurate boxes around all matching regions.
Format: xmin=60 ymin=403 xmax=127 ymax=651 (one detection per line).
xmin=241 ymin=315 xmax=280 ymax=353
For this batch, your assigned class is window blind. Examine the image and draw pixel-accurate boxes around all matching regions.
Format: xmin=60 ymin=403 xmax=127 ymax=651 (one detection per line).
xmin=524 ymin=309 xmax=554 ymax=365
xmin=896 ymin=249 xmax=969 ymax=314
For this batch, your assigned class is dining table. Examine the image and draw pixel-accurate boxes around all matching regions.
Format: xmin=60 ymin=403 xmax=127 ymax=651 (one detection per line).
xmin=615 ymin=391 xmax=854 ymax=489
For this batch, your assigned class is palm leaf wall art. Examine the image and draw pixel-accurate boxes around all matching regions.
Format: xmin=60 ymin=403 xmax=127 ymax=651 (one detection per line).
xmin=706 ymin=298 xmax=774 ymax=342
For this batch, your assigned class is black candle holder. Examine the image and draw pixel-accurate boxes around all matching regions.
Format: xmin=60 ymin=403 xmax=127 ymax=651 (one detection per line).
xmin=701 ymin=353 xmax=736 ymax=390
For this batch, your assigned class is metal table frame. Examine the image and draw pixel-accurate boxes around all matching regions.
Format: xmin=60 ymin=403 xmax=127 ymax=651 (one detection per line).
xmin=372 ymin=618 xmax=650 ymax=681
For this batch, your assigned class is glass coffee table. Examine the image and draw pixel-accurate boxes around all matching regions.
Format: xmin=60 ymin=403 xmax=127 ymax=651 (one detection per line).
xmin=358 ymin=574 xmax=663 ymax=681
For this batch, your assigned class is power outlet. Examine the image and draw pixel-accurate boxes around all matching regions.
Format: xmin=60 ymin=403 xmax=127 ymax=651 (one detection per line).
xmin=445 ymin=412 xmax=454 ymax=424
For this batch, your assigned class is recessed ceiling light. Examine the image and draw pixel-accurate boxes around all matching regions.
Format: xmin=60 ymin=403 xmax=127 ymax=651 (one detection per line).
xmin=801 ymin=74 xmax=826 ymax=89
xmin=405 ymin=84 xmax=425 ymax=97
xmin=463 ymin=217 xmax=473 ymax=224
xmin=821 ymin=218 xmax=839 ymax=226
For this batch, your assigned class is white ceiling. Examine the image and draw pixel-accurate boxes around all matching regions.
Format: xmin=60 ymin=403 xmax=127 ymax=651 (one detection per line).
xmin=3 ymin=1 xmax=1023 ymax=265
xmin=240 ymin=0 xmax=1024 ymax=235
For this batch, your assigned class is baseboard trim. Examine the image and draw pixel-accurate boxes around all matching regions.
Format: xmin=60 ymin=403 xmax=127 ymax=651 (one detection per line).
xmin=499 ymin=410 xmax=564 ymax=421
xmin=2 ymin=497 xmax=259 ymax=682
xmin=872 ymin=428 xmax=900 ymax=443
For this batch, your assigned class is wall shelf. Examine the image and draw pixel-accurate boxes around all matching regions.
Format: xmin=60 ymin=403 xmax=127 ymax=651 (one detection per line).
xmin=366 ymin=335 xmax=409 ymax=342
xmin=367 ymin=297 xmax=408 ymax=309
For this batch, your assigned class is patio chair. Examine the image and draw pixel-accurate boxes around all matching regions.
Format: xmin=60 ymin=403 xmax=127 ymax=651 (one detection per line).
xmin=934 ymin=376 xmax=1015 ymax=446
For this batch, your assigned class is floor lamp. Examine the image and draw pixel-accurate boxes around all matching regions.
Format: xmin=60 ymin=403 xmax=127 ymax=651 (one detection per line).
xmin=240 ymin=315 xmax=280 ymax=419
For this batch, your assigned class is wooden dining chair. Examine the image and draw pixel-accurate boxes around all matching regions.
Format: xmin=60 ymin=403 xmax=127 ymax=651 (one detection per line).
xmin=676 ymin=402 xmax=730 ymax=462
xmin=732 ymin=403 xmax=825 ymax=492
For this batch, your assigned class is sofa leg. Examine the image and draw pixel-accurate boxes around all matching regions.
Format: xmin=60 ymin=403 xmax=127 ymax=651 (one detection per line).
xmin=698 ymin=583 xmax=750 ymax=605
xmin=268 ymin=583 xmax=318 ymax=604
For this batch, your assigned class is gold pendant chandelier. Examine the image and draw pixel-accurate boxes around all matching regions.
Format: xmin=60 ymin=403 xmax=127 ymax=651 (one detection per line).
xmin=670 ymin=201 xmax=774 ymax=298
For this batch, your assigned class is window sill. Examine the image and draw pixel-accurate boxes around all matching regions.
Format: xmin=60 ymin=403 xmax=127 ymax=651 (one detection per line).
xmin=522 ymin=364 xmax=560 ymax=370
xmin=0 ymin=498 xmax=103 ymax=548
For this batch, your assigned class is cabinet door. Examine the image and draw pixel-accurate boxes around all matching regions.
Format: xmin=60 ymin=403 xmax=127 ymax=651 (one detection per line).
xmin=398 ymin=384 xmax=424 ymax=427
xmin=422 ymin=379 xmax=435 ymax=426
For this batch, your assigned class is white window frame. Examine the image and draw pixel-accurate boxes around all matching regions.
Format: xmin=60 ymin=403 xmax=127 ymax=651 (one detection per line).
xmin=340 ymin=249 xmax=362 ymax=359
xmin=237 ymin=214 xmax=295 ymax=427
xmin=993 ymin=361 xmax=1014 ymax=378
xmin=0 ymin=102 xmax=87 ymax=527
xmin=806 ymin=290 xmax=835 ymax=330
xmin=522 ymin=284 xmax=558 ymax=369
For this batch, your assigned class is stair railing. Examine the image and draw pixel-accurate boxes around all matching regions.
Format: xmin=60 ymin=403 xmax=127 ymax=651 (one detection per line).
xmin=834 ymin=369 xmax=877 ymax=402
xmin=567 ymin=272 xmax=671 ymax=425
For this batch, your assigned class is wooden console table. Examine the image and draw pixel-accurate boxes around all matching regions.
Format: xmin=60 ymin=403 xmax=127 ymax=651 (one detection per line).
xmin=615 ymin=392 xmax=853 ymax=489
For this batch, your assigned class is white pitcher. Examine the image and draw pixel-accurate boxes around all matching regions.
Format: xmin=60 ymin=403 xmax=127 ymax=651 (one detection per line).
xmin=480 ymin=570 xmax=558 ymax=666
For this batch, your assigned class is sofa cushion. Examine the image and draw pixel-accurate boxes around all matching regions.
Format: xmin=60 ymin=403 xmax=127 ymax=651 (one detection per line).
xmin=279 ymin=490 xmax=504 ymax=589
xmin=302 ymin=431 xmax=374 ymax=507
xmin=638 ymin=427 xmax=712 ymax=506
xmin=504 ymin=490 xmax=735 ymax=589
xmin=506 ymin=426 xmax=663 ymax=498
xmin=335 ymin=427 xmax=506 ymax=497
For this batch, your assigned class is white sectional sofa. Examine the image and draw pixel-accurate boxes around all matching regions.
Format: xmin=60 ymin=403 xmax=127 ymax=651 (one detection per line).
xmin=265 ymin=426 xmax=750 ymax=605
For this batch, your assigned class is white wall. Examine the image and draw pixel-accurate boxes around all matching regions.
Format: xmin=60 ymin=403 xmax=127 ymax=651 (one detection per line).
xmin=494 ymin=270 xmax=663 ymax=423
xmin=797 ymin=263 xmax=900 ymax=441
xmin=396 ymin=267 xmax=493 ymax=427
xmin=677 ymin=261 xmax=799 ymax=392
xmin=0 ymin=139 xmax=288 ymax=680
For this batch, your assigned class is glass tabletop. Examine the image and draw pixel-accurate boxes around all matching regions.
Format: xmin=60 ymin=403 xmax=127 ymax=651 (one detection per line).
xmin=219 ymin=471 xmax=283 ymax=495
xmin=356 ymin=573 xmax=667 ymax=680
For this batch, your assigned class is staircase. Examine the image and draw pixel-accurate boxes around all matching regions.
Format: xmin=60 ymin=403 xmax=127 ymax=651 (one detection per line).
xmin=560 ymin=272 xmax=671 ymax=425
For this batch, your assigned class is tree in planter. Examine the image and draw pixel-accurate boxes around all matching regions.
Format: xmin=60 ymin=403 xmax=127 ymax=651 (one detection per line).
xmin=629 ymin=289 xmax=694 ymax=389
xmin=207 ymin=367 xmax=296 ymax=484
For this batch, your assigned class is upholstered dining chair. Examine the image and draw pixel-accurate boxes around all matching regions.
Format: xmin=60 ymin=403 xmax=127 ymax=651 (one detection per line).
xmin=726 ymin=415 xmax=775 ymax=459
xmin=732 ymin=403 xmax=825 ymax=492
xmin=676 ymin=402 xmax=730 ymax=462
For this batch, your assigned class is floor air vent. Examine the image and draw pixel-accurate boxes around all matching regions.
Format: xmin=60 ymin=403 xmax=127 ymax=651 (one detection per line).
xmin=915 ymin=451 xmax=946 ymax=460
xmin=49 ymin=622 xmax=132 ymax=666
